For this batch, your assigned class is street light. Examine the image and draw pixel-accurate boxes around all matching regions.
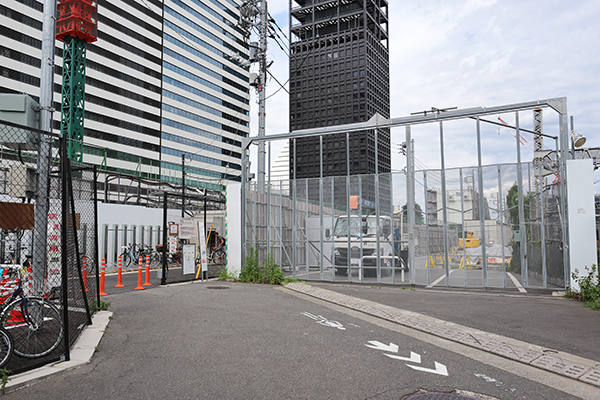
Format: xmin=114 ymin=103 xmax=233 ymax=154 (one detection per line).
xmin=569 ymin=130 xmax=587 ymax=148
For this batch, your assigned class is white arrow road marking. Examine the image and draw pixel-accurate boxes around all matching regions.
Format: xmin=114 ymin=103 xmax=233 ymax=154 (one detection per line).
xmin=364 ymin=341 xmax=399 ymax=353
xmin=384 ymin=351 xmax=421 ymax=363
xmin=301 ymin=312 xmax=346 ymax=330
xmin=406 ymin=361 xmax=449 ymax=376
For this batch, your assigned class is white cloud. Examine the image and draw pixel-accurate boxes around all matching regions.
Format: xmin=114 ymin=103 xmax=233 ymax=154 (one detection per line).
xmin=250 ymin=0 xmax=600 ymax=189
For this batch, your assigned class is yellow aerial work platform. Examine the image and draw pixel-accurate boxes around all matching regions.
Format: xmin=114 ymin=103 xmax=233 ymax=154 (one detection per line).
xmin=458 ymin=232 xmax=480 ymax=248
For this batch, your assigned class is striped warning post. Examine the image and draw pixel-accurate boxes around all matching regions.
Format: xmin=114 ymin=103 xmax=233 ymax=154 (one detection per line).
xmin=115 ymin=254 xmax=124 ymax=288
xmin=99 ymin=258 xmax=108 ymax=296
xmin=143 ymin=254 xmax=152 ymax=286
xmin=135 ymin=256 xmax=145 ymax=290
xmin=82 ymin=257 xmax=90 ymax=292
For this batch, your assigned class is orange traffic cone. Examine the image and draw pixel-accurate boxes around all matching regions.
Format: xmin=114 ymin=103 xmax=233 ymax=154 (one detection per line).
xmin=115 ymin=255 xmax=125 ymax=288
xmin=99 ymin=259 xmax=108 ymax=296
xmin=143 ymin=254 xmax=152 ymax=286
xmin=134 ymin=256 xmax=145 ymax=290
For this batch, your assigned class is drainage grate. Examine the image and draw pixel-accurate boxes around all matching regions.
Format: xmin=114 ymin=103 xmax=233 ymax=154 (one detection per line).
xmin=404 ymin=393 xmax=482 ymax=400
xmin=207 ymin=286 xmax=230 ymax=290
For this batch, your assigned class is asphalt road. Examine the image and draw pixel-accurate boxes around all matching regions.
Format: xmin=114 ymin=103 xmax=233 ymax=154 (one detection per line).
xmin=308 ymin=282 xmax=600 ymax=363
xmin=8 ymin=281 xmax=596 ymax=399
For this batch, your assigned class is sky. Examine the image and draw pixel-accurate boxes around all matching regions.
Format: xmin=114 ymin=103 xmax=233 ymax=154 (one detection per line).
xmin=246 ymin=0 xmax=600 ymax=191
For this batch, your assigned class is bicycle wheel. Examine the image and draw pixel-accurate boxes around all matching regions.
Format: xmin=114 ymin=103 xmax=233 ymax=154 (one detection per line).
xmin=120 ymin=252 xmax=132 ymax=269
xmin=151 ymin=252 xmax=162 ymax=268
xmin=0 ymin=327 xmax=13 ymax=367
xmin=216 ymin=250 xmax=226 ymax=265
xmin=1 ymin=297 xmax=63 ymax=358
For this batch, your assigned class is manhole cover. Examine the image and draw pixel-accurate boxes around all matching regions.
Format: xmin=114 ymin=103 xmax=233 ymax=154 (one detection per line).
xmin=207 ymin=286 xmax=230 ymax=290
xmin=404 ymin=393 xmax=482 ymax=400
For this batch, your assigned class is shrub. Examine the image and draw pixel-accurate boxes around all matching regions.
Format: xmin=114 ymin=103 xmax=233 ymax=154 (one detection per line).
xmin=263 ymin=251 xmax=283 ymax=285
xmin=239 ymin=247 xmax=263 ymax=283
xmin=238 ymin=248 xmax=283 ymax=285
xmin=565 ymin=265 xmax=600 ymax=310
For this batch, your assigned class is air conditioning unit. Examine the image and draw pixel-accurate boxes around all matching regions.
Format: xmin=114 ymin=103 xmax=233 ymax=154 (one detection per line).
xmin=0 ymin=93 xmax=40 ymax=151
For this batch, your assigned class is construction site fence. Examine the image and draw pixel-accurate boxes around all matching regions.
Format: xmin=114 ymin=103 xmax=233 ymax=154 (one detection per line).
xmin=0 ymin=119 xmax=98 ymax=374
xmin=244 ymin=162 xmax=566 ymax=290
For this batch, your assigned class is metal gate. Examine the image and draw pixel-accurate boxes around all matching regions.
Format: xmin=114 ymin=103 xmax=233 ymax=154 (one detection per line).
xmin=241 ymin=98 xmax=571 ymax=290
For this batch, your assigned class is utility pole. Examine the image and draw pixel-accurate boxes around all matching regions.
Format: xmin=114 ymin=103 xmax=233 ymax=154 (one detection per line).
xmin=239 ymin=0 xmax=268 ymax=193
xmin=33 ymin=0 xmax=58 ymax=296
xmin=257 ymin=0 xmax=267 ymax=193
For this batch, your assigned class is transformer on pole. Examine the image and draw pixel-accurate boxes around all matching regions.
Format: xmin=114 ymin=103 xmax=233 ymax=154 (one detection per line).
xmin=55 ymin=0 xmax=98 ymax=162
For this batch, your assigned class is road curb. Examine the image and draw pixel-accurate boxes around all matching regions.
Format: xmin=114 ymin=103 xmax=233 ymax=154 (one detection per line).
xmin=284 ymin=282 xmax=600 ymax=388
xmin=4 ymin=310 xmax=113 ymax=394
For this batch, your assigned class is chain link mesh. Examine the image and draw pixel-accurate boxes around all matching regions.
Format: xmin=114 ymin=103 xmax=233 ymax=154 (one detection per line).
xmin=0 ymin=120 xmax=97 ymax=374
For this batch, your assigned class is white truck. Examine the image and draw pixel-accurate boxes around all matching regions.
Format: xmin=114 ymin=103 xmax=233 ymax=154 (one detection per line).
xmin=325 ymin=214 xmax=407 ymax=277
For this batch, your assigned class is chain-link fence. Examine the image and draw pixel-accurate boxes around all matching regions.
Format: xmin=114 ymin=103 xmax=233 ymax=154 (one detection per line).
xmin=0 ymin=119 xmax=97 ymax=374
xmin=242 ymin=100 xmax=572 ymax=290
xmin=245 ymin=159 xmax=566 ymax=290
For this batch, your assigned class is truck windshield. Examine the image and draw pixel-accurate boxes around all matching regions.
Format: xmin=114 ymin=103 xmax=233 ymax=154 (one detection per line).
xmin=333 ymin=216 xmax=363 ymax=237
xmin=333 ymin=216 xmax=380 ymax=237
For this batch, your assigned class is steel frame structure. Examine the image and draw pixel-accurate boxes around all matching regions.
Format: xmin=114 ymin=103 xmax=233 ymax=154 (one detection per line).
xmin=61 ymin=37 xmax=87 ymax=162
xmin=240 ymin=97 xmax=571 ymax=286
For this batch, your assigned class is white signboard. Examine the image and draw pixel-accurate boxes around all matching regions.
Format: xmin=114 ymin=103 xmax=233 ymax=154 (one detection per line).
xmin=197 ymin=221 xmax=208 ymax=273
xmin=182 ymin=244 xmax=196 ymax=275
xmin=179 ymin=218 xmax=198 ymax=240
xmin=168 ymin=237 xmax=178 ymax=254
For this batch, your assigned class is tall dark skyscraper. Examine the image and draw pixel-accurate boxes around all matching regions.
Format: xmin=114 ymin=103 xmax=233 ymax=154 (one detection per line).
xmin=288 ymin=0 xmax=390 ymax=203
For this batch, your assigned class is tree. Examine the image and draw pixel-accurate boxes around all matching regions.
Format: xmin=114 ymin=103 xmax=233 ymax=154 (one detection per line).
xmin=401 ymin=203 xmax=424 ymax=224
xmin=506 ymin=183 xmax=534 ymax=272
xmin=506 ymin=183 xmax=534 ymax=230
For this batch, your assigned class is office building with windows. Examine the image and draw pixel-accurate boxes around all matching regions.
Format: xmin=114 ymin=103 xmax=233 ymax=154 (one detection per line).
xmin=288 ymin=0 xmax=390 ymax=203
xmin=0 ymin=0 xmax=250 ymax=190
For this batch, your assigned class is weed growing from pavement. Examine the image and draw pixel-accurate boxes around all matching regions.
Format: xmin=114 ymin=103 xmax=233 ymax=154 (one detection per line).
xmin=238 ymin=247 xmax=283 ymax=285
xmin=0 ymin=368 xmax=10 ymax=393
xmin=263 ymin=251 xmax=283 ymax=285
xmin=239 ymin=247 xmax=261 ymax=282
xmin=92 ymin=299 xmax=111 ymax=311
xmin=565 ymin=265 xmax=600 ymax=310
xmin=217 ymin=266 xmax=237 ymax=281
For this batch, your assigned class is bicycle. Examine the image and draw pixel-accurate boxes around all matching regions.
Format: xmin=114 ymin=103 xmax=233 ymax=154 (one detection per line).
xmin=143 ymin=245 xmax=162 ymax=268
xmin=119 ymin=243 xmax=145 ymax=268
xmin=209 ymin=248 xmax=226 ymax=265
xmin=0 ymin=327 xmax=13 ymax=367
xmin=0 ymin=265 xmax=63 ymax=358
